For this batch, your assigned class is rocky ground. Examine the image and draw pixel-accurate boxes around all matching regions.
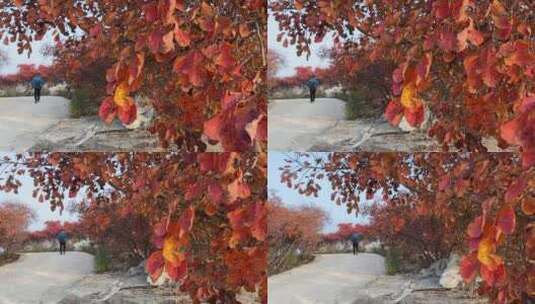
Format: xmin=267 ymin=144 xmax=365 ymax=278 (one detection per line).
xmin=31 ymin=116 xmax=163 ymax=152
xmin=351 ymin=254 xmax=488 ymax=304
xmin=353 ymin=273 xmax=486 ymax=304
xmin=308 ymin=118 xmax=511 ymax=153
xmin=59 ymin=263 xmax=259 ymax=304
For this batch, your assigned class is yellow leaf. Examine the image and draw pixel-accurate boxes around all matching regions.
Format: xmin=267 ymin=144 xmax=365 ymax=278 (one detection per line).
xmin=163 ymin=236 xmax=186 ymax=266
xmin=113 ymin=82 xmax=130 ymax=107
xmin=477 ymin=238 xmax=502 ymax=270
xmin=400 ymin=82 xmax=422 ymax=110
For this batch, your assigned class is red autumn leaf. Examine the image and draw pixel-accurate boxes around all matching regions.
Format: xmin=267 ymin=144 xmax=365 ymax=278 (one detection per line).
xmin=197 ymin=153 xmax=232 ymax=174
xmin=117 ymin=102 xmax=137 ymax=125
xmin=459 ymin=253 xmax=479 ymax=283
xmin=98 ymin=97 xmax=117 ymax=124
xmin=496 ymin=207 xmax=516 ymax=235
xmin=153 ymin=221 xmax=167 ymax=237
xmin=144 ymin=4 xmax=159 ymax=22
xmin=208 ymin=182 xmax=224 ymax=204
xmin=203 ymin=113 xmax=223 ymax=142
xmin=404 ymin=104 xmax=425 ymax=127
xmin=522 ymin=151 xmax=535 ymax=170
xmin=146 ymin=251 xmax=165 ymax=281
xmin=480 ymin=262 xmax=506 ymax=287
xmin=178 ymin=206 xmax=195 ymax=237
xmin=504 ymin=177 xmax=527 ymax=203
xmin=467 ymin=216 xmax=484 ymax=239
xmin=384 ymin=100 xmax=404 ymax=126
xmin=250 ymin=201 xmax=266 ymax=241
xmin=148 ymin=29 xmax=163 ymax=54
xmin=89 ymin=24 xmax=102 ymax=38
xmin=166 ymin=260 xmax=188 ymax=282
xmin=227 ymin=176 xmax=251 ymax=203
xmin=185 ymin=183 xmax=201 ymax=201
xmin=215 ymin=42 xmax=236 ymax=70
xmin=174 ymin=27 xmax=191 ymax=47
xmin=438 ymin=175 xmax=450 ymax=191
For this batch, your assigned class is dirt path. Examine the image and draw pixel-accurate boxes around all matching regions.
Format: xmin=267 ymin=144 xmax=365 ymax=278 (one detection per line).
xmin=268 ymin=253 xmax=385 ymax=304
xmin=268 ymin=98 xmax=347 ymax=151
xmin=0 ymin=96 xmax=69 ymax=152
xmin=0 ymin=252 xmax=94 ymax=304
xmin=268 ymin=98 xmax=435 ymax=152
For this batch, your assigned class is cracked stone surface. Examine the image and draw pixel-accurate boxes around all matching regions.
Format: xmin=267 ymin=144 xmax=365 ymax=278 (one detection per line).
xmin=59 ymin=271 xmax=259 ymax=304
xmin=268 ymin=98 xmax=513 ymax=153
xmin=31 ymin=116 xmax=162 ymax=152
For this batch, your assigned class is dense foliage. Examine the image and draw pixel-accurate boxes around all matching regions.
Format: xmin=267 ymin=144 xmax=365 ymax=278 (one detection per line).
xmin=27 ymin=220 xmax=83 ymax=243
xmin=271 ymin=1 xmax=535 ymax=165
xmin=0 ymin=202 xmax=35 ymax=254
xmin=0 ymin=0 xmax=267 ymax=151
xmin=280 ymin=152 xmax=534 ymax=303
xmin=0 ymin=64 xmax=53 ymax=87
xmin=322 ymin=223 xmax=368 ymax=243
xmin=0 ymin=152 xmax=267 ymax=303
xmin=268 ymin=65 xmax=336 ymax=92
xmin=267 ymin=194 xmax=327 ymax=274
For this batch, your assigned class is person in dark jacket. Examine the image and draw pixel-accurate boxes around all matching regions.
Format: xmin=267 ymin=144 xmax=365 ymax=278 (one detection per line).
xmin=30 ymin=73 xmax=45 ymax=103
xmin=349 ymin=233 xmax=363 ymax=255
xmin=56 ymin=229 xmax=68 ymax=255
xmin=305 ymin=75 xmax=320 ymax=102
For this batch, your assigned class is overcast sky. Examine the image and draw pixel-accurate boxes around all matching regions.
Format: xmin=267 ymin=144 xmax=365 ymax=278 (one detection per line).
xmin=0 ymin=153 xmax=79 ymax=231
xmin=0 ymin=34 xmax=54 ymax=75
xmin=268 ymin=13 xmax=334 ymax=77
xmin=268 ymin=152 xmax=371 ymax=233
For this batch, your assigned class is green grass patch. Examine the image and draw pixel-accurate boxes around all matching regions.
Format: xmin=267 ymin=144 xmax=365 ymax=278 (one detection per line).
xmin=336 ymin=90 xmax=385 ymax=120
xmin=384 ymin=247 xmax=403 ymax=275
xmin=94 ymin=247 xmax=111 ymax=273
xmin=68 ymin=87 xmax=100 ymax=118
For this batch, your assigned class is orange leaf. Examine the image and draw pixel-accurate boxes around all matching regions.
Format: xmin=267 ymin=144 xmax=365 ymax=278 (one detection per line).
xmin=113 ymin=82 xmax=131 ymax=107
xmin=477 ymin=238 xmax=501 ymax=270
xmin=500 ymin=119 xmax=521 ymax=145
xmin=400 ymin=82 xmax=418 ymax=109
xmin=521 ymin=197 xmax=535 ymax=215
xmin=162 ymin=236 xmax=186 ymax=266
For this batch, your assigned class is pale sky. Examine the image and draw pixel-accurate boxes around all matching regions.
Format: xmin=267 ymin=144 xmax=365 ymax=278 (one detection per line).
xmin=0 ymin=34 xmax=54 ymax=75
xmin=0 ymin=153 xmax=79 ymax=231
xmin=269 ymin=152 xmax=371 ymax=233
xmin=268 ymin=13 xmax=334 ymax=77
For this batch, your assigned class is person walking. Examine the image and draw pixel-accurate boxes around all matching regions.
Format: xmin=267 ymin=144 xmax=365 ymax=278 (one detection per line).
xmin=305 ymin=75 xmax=320 ymax=102
xmin=30 ymin=73 xmax=45 ymax=104
xmin=56 ymin=229 xmax=68 ymax=255
xmin=349 ymin=233 xmax=363 ymax=255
